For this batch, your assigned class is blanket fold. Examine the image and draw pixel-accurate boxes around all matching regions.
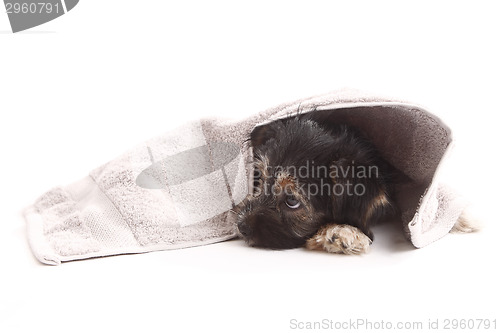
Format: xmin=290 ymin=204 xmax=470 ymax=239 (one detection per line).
xmin=24 ymin=89 xmax=465 ymax=265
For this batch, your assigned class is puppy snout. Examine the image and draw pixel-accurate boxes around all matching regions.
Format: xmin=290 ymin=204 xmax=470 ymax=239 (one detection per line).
xmin=237 ymin=220 xmax=253 ymax=238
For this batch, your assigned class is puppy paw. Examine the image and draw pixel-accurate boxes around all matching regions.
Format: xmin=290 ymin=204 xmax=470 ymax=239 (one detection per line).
xmin=306 ymin=224 xmax=372 ymax=255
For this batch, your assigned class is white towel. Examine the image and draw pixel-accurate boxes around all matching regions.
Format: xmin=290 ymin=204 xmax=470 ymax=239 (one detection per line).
xmin=24 ymin=89 xmax=467 ymax=264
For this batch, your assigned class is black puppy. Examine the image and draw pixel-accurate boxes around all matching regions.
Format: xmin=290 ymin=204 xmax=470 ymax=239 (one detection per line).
xmin=236 ymin=114 xmax=394 ymax=254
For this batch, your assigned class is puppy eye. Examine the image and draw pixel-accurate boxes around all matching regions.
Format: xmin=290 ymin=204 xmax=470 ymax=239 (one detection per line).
xmin=285 ymin=196 xmax=301 ymax=209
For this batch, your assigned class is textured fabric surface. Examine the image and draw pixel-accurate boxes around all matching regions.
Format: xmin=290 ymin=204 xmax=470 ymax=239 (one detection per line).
xmin=24 ymin=89 xmax=465 ymax=264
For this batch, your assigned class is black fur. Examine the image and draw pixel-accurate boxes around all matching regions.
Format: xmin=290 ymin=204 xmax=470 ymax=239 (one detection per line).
xmin=236 ymin=114 xmax=394 ymax=249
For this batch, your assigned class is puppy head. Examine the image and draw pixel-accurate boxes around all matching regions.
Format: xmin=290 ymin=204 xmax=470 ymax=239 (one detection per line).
xmin=236 ymin=118 xmax=335 ymax=249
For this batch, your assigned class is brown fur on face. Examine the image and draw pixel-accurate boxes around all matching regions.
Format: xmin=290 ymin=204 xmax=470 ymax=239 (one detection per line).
xmin=236 ymin=114 xmax=394 ymax=253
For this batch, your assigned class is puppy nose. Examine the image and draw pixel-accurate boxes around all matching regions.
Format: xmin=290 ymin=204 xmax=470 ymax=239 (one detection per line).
xmin=237 ymin=221 xmax=252 ymax=238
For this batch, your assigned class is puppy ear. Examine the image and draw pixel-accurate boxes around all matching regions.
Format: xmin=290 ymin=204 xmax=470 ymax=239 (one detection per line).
xmin=250 ymin=124 xmax=277 ymax=148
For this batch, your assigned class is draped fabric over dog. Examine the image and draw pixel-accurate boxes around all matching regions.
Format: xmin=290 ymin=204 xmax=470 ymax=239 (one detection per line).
xmin=24 ymin=89 xmax=466 ymax=264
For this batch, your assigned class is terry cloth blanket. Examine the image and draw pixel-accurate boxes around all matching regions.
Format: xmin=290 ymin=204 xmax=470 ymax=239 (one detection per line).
xmin=24 ymin=89 xmax=467 ymax=265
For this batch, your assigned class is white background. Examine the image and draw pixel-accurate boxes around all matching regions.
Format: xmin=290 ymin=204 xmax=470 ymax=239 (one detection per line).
xmin=1 ymin=1 xmax=499 ymax=332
